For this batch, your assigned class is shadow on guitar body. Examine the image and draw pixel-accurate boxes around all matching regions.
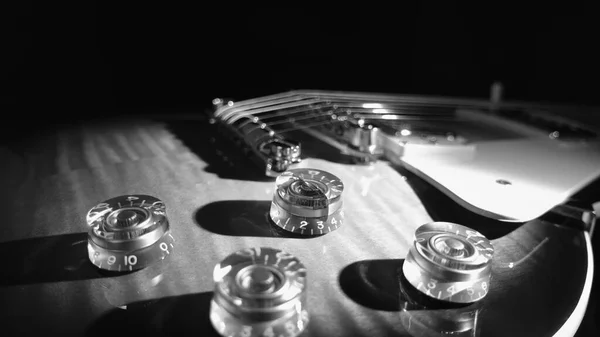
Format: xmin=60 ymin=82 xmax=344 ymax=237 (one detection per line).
xmin=194 ymin=200 xmax=322 ymax=239
xmin=163 ymin=120 xmax=273 ymax=182
xmin=340 ymin=258 xmax=483 ymax=335
xmin=86 ymin=291 xmax=219 ymax=337
xmin=163 ymin=120 xmax=363 ymax=182
xmin=340 ymin=218 xmax=591 ymax=337
xmin=339 ymin=258 xmax=405 ymax=312
xmin=395 ymin=167 xmax=522 ymax=240
xmin=0 ymin=232 xmax=133 ymax=286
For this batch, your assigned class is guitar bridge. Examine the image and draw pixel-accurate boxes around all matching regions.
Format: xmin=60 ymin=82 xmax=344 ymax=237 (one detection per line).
xmin=259 ymin=138 xmax=301 ymax=176
xmin=210 ymin=91 xmax=471 ymax=176
xmin=211 ymin=98 xmax=301 ymax=177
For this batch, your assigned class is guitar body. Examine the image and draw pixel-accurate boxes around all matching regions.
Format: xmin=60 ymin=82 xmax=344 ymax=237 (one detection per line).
xmin=0 ymin=91 xmax=595 ymax=336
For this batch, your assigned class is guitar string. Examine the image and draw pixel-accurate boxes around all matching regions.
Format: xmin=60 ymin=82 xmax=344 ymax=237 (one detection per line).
xmin=223 ymin=100 xmax=468 ymax=157
xmin=258 ymin=108 xmax=454 ymax=125
xmin=241 ymin=99 xmax=458 ymax=120
xmin=234 ymin=106 xmax=332 ymax=128
xmin=230 ymin=106 xmax=337 ymax=135
xmin=267 ymin=114 xmax=455 ymax=134
xmin=237 ymin=115 xmax=450 ymax=136
xmin=217 ymin=91 xmax=499 ymax=125
xmin=229 ymin=96 xmax=457 ymax=123
xmin=227 ymin=97 xmax=457 ymax=119
xmin=239 ymin=103 xmax=456 ymax=125
xmin=221 ymin=96 xmax=472 ymax=140
xmin=245 ymin=112 xmax=453 ymax=134
xmin=234 ymin=105 xmax=456 ymax=135
xmin=223 ymin=96 xmax=590 ymax=139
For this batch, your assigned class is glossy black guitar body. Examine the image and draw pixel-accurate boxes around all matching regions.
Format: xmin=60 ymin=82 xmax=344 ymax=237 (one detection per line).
xmin=0 ymin=104 xmax=595 ymax=336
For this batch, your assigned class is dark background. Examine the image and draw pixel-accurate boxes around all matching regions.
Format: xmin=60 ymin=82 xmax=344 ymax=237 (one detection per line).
xmin=4 ymin=3 xmax=600 ymax=124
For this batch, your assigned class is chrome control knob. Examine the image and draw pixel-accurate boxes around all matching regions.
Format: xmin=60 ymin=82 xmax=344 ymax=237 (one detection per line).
xmin=269 ymin=168 xmax=344 ymax=236
xmin=86 ymin=195 xmax=175 ymax=272
xmin=210 ymin=247 xmax=309 ymax=337
xmin=402 ymin=222 xmax=494 ymax=303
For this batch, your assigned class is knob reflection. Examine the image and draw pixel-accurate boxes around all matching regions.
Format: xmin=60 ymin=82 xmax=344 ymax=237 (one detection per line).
xmin=399 ymin=271 xmax=481 ymax=337
xmin=339 ymin=259 xmax=483 ymax=336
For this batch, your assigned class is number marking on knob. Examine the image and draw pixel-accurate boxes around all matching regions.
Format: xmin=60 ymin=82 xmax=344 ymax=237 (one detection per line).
xmin=269 ymin=168 xmax=344 ymax=236
xmin=402 ymin=222 xmax=494 ymax=304
xmin=86 ymin=194 xmax=174 ymax=272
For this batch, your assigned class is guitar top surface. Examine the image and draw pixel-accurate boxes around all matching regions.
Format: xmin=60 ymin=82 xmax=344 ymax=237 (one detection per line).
xmin=0 ymin=114 xmax=592 ymax=336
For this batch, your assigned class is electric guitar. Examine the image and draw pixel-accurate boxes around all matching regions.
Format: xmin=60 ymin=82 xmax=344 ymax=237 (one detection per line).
xmin=0 ymin=90 xmax=597 ymax=336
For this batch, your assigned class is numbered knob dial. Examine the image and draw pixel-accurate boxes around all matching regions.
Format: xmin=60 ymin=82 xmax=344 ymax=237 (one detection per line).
xmin=269 ymin=168 xmax=344 ymax=236
xmin=86 ymin=195 xmax=175 ymax=272
xmin=210 ymin=247 xmax=308 ymax=337
xmin=402 ymin=222 xmax=494 ymax=304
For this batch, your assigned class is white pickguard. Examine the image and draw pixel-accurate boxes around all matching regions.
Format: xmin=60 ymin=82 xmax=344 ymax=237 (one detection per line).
xmin=396 ymin=107 xmax=600 ymax=222
xmin=400 ymin=138 xmax=600 ymax=222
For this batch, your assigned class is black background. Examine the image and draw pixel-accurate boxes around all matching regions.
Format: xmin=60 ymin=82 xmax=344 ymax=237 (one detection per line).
xmin=4 ymin=3 xmax=600 ymax=125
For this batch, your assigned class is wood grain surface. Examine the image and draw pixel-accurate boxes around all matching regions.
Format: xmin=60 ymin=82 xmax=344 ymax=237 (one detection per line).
xmin=0 ymin=117 xmax=590 ymax=336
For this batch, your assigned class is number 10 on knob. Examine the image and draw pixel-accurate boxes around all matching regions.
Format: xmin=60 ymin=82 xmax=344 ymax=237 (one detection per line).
xmin=86 ymin=195 xmax=175 ymax=272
